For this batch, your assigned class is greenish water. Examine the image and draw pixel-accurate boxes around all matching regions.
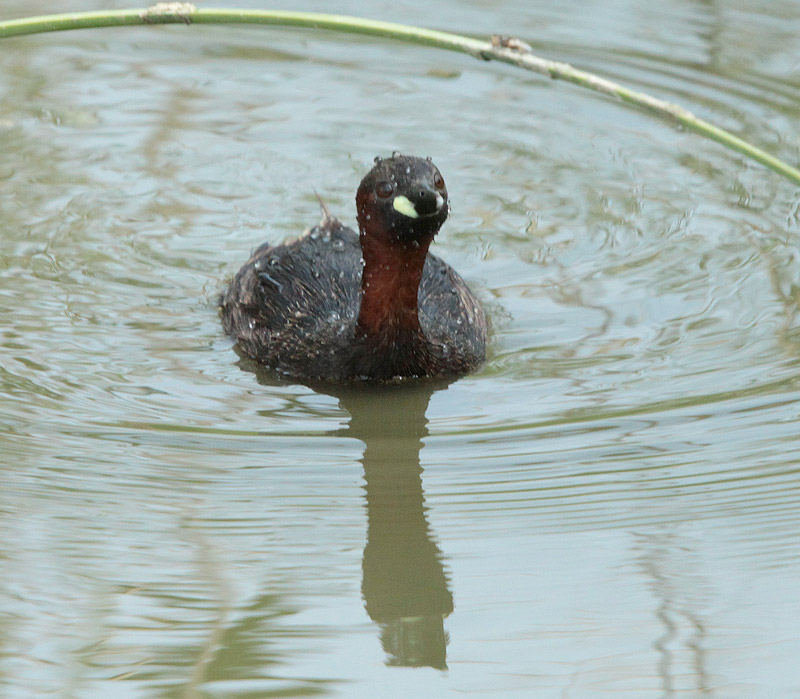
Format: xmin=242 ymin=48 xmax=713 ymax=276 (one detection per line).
xmin=2 ymin=0 xmax=800 ymax=697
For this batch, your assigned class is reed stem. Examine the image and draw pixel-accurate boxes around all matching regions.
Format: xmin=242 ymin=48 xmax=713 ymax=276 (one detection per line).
xmin=1 ymin=6 xmax=798 ymax=186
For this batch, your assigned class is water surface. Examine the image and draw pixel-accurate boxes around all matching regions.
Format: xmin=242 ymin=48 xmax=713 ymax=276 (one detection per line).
xmin=1 ymin=0 xmax=800 ymax=697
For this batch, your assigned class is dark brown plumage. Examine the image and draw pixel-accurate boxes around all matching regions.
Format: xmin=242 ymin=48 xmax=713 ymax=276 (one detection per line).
xmin=220 ymin=154 xmax=486 ymax=383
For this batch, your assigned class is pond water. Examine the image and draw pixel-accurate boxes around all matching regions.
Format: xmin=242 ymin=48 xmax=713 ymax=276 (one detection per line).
xmin=2 ymin=0 xmax=800 ymax=697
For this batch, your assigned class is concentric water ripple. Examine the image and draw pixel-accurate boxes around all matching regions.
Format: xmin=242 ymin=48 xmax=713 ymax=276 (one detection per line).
xmin=2 ymin=0 xmax=800 ymax=697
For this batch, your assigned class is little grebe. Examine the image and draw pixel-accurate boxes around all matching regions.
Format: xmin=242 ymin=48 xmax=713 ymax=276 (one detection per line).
xmin=220 ymin=154 xmax=486 ymax=382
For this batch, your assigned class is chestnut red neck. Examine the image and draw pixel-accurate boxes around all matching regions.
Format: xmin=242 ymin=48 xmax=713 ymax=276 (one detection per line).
xmin=356 ymin=228 xmax=434 ymax=339
xmin=353 ymin=154 xmax=449 ymax=341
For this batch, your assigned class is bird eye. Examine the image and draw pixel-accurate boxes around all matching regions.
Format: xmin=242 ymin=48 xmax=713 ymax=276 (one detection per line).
xmin=433 ymin=173 xmax=445 ymax=190
xmin=376 ymin=181 xmax=394 ymax=199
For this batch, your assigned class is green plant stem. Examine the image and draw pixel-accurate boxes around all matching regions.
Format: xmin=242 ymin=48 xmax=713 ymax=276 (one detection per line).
xmin=1 ymin=6 xmax=798 ymax=187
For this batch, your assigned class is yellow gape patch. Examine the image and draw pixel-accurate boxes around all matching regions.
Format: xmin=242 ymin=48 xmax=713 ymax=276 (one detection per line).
xmin=392 ymin=195 xmax=419 ymax=219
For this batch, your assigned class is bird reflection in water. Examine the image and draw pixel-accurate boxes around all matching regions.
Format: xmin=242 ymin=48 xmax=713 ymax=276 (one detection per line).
xmin=246 ymin=360 xmax=454 ymax=670
xmin=339 ymin=383 xmax=453 ymax=670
